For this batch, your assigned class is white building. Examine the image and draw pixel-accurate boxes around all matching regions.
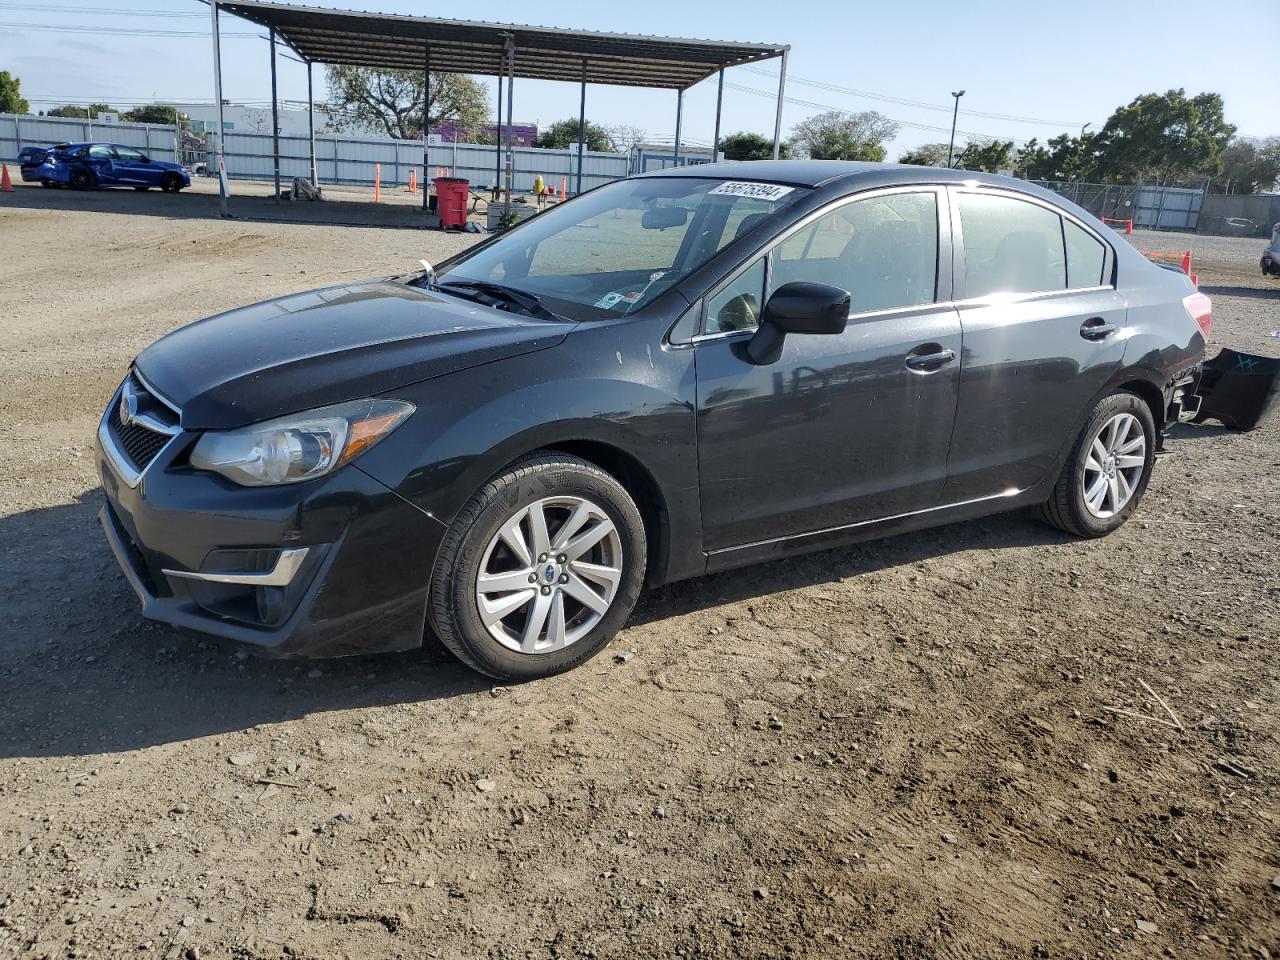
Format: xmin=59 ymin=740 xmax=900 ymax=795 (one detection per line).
xmin=165 ymin=101 xmax=339 ymax=137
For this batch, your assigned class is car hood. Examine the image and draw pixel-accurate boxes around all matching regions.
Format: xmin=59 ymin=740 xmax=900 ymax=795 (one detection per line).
xmin=135 ymin=279 xmax=570 ymax=429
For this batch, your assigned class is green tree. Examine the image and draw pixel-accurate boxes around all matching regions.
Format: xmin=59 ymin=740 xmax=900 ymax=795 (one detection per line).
xmin=1213 ymin=137 xmax=1280 ymax=194
xmin=719 ymin=130 xmax=789 ymax=161
xmin=897 ymin=142 xmax=949 ymax=167
xmin=956 ymin=138 xmax=1016 ymax=173
xmin=1092 ymin=89 xmax=1235 ymax=182
xmin=533 ymin=118 xmax=611 ymax=151
xmin=46 ymin=103 xmax=115 ymax=119
xmin=326 ymin=66 xmax=489 ymax=140
xmin=788 ymin=110 xmax=898 ymax=162
xmin=1013 ymin=133 xmax=1101 ymax=182
xmin=123 ymin=104 xmax=187 ymax=125
xmin=0 ymin=71 xmax=30 ymax=114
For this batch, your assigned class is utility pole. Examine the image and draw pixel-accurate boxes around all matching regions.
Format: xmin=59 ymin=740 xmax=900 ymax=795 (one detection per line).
xmin=946 ymin=89 xmax=965 ymax=168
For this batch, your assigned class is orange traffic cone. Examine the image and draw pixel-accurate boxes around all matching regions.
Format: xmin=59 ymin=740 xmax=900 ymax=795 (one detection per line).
xmin=0 ymin=164 xmax=13 ymax=192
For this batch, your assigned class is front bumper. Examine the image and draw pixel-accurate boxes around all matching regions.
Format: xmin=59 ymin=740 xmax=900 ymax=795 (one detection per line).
xmin=95 ymin=416 xmax=447 ymax=658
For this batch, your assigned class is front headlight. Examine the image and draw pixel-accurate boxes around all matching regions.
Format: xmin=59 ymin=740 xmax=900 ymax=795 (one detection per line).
xmin=189 ymin=398 xmax=414 ymax=486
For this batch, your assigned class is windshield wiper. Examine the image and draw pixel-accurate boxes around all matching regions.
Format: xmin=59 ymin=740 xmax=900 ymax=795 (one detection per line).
xmin=436 ymin=280 xmax=564 ymax=322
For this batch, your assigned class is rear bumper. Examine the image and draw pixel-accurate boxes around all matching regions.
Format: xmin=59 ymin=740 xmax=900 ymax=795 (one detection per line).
xmin=96 ymin=427 xmax=447 ymax=658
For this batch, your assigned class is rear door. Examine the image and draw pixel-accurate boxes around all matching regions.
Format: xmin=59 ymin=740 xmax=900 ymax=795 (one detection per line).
xmin=83 ymin=144 xmax=116 ymax=182
xmin=942 ymin=187 xmax=1126 ymax=502
xmin=694 ymin=187 xmax=963 ymax=551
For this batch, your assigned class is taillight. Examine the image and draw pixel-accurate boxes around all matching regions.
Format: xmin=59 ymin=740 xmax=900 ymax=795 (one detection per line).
xmin=1183 ymin=292 xmax=1212 ymax=339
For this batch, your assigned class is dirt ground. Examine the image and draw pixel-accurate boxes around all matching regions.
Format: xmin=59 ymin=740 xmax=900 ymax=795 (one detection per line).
xmin=0 ymin=182 xmax=1277 ymax=960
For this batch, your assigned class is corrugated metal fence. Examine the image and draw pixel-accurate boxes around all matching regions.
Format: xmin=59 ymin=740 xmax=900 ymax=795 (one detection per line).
xmin=219 ymin=130 xmax=629 ymax=193
xmin=0 ymin=113 xmax=179 ymax=163
xmin=1029 ymin=180 xmax=1204 ymax=231
xmin=0 ymin=112 xmax=629 ymax=193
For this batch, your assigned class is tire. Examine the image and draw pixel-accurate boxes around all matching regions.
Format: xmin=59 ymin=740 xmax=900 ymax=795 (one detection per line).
xmin=40 ymin=179 xmax=54 ymax=188
xmin=160 ymin=173 xmax=183 ymax=193
xmin=68 ymin=168 xmax=94 ymax=191
xmin=429 ymin=452 xmax=646 ymax=680
xmin=1038 ymin=391 xmax=1157 ymax=538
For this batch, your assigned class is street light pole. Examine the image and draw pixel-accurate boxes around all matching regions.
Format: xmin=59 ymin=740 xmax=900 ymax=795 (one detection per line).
xmin=946 ymin=89 xmax=965 ymax=168
xmin=1080 ymin=122 xmax=1091 ymax=139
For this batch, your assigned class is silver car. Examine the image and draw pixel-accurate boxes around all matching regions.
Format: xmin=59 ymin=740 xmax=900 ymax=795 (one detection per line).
xmin=1264 ymin=223 xmax=1280 ymax=276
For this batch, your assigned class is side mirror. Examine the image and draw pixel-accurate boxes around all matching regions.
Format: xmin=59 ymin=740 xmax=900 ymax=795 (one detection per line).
xmin=140 ymin=155 xmax=151 ymax=163
xmin=641 ymin=205 xmax=690 ymax=230
xmin=746 ymin=281 xmax=851 ymax=365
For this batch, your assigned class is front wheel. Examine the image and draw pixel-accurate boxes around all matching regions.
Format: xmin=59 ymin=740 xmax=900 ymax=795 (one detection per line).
xmin=429 ymin=453 xmax=646 ymax=680
xmin=160 ymin=173 xmax=183 ymax=193
xmin=1038 ymin=391 xmax=1157 ymax=538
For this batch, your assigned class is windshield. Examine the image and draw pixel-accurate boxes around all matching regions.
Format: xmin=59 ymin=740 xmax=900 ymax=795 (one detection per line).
xmin=437 ymin=177 xmax=806 ymax=320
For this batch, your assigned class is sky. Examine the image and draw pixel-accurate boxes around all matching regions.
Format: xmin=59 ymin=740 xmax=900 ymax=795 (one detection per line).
xmin=1 ymin=0 xmax=1273 ymax=155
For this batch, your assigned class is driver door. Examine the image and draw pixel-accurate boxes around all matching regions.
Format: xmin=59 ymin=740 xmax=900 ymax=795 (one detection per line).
xmin=694 ymin=188 xmax=963 ymax=554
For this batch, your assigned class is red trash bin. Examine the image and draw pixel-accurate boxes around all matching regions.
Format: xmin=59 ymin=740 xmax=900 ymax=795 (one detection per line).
xmin=434 ymin=177 xmax=469 ymax=229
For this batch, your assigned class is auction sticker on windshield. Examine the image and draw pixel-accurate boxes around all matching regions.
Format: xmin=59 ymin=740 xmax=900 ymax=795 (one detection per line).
xmin=708 ymin=181 xmax=795 ymax=201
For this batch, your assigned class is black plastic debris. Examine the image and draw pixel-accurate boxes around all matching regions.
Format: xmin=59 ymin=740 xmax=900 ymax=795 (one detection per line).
xmin=1193 ymin=348 xmax=1280 ymax=431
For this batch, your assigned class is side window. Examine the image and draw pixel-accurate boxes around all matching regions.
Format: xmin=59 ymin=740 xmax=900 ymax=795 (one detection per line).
xmin=957 ymin=192 xmax=1066 ymax=298
xmin=705 ymin=257 xmax=766 ymax=334
xmin=771 ymin=192 xmax=938 ymax=314
xmin=115 ymin=146 xmax=143 ymax=161
xmin=87 ymin=145 xmax=113 ymax=160
xmin=1064 ymin=219 xmax=1106 ymax=289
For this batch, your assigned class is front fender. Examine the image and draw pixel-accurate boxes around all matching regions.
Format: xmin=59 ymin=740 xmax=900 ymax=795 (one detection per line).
xmin=353 ymin=322 xmax=703 ymax=584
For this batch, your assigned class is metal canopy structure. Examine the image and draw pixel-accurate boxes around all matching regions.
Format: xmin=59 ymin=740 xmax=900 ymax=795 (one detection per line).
xmin=217 ymin=0 xmax=787 ymax=89
xmin=207 ymin=0 xmax=790 ymax=219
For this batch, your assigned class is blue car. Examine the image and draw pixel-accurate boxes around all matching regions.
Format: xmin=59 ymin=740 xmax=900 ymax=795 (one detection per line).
xmin=36 ymin=142 xmax=190 ymax=192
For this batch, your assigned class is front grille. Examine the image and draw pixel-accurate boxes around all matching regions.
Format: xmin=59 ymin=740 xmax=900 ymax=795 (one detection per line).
xmin=106 ymin=373 xmax=180 ymax=474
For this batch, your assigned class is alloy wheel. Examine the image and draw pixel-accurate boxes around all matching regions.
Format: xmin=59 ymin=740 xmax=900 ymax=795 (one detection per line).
xmin=474 ymin=496 xmax=623 ymax=654
xmin=1081 ymin=412 xmax=1146 ymax=519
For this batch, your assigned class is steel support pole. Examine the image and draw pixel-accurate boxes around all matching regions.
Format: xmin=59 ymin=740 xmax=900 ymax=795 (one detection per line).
xmin=269 ymin=26 xmax=280 ymax=202
xmin=210 ymin=0 xmax=228 ymax=216
xmin=307 ymin=60 xmax=317 ymax=186
xmin=422 ymin=48 xmax=430 ymax=212
xmin=493 ymin=55 xmax=503 ymax=202
xmin=576 ymin=60 xmax=587 ymax=197
xmin=771 ymin=49 xmax=788 ymax=160
xmin=503 ymin=37 xmax=515 ymax=218
xmin=672 ymin=89 xmax=682 ymax=166
xmin=712 ymin=67 xmax=724 ymax=162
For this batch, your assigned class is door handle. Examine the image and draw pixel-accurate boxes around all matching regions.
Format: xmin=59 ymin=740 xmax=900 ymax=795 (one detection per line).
xmin=904 ymin=346 xmax=956 ymax=373
xmin=1080 ymin=317 xmax=1116 ymax=341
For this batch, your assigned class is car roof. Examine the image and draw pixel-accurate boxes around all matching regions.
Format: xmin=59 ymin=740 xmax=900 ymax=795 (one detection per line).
xmin=634 ymin=158 xmax=1036 ymax=193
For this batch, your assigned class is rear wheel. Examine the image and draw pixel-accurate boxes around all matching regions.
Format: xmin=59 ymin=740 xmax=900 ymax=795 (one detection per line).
xmin=428 ymin=453 xmax=646 ymax=680
xmin=160 ymin=173 xmax=183 ymax=193
xmin=40 ymin=179 xmax=54 ymax=188
xmin=68 ymin=168 xmax=95 ymax=191
xmin=1038 ymin=391 xmax=1156 ymax=538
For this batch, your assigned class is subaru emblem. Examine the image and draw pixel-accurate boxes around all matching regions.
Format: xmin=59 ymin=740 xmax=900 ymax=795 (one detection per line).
xmin=119 ymin=389 xmax=140 ymax=428
xmin=544 ymin=563 xmax=557 ymax=583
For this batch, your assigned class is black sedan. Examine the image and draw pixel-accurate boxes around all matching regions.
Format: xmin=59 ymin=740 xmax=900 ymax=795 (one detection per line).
xmin=96 ymin=161 xmax=1210 ymax=679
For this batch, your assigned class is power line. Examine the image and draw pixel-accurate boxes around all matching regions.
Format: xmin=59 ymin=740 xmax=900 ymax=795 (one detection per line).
xmin=0 ymin=2 xmax=206 ymax=15
xmin=0 ymin=20 xmax=258 ymax=37
xmin=723 ymin=81 xmax=1031 ymax=147
xmin=739 ymin=65 xmax=1083 ymax=129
